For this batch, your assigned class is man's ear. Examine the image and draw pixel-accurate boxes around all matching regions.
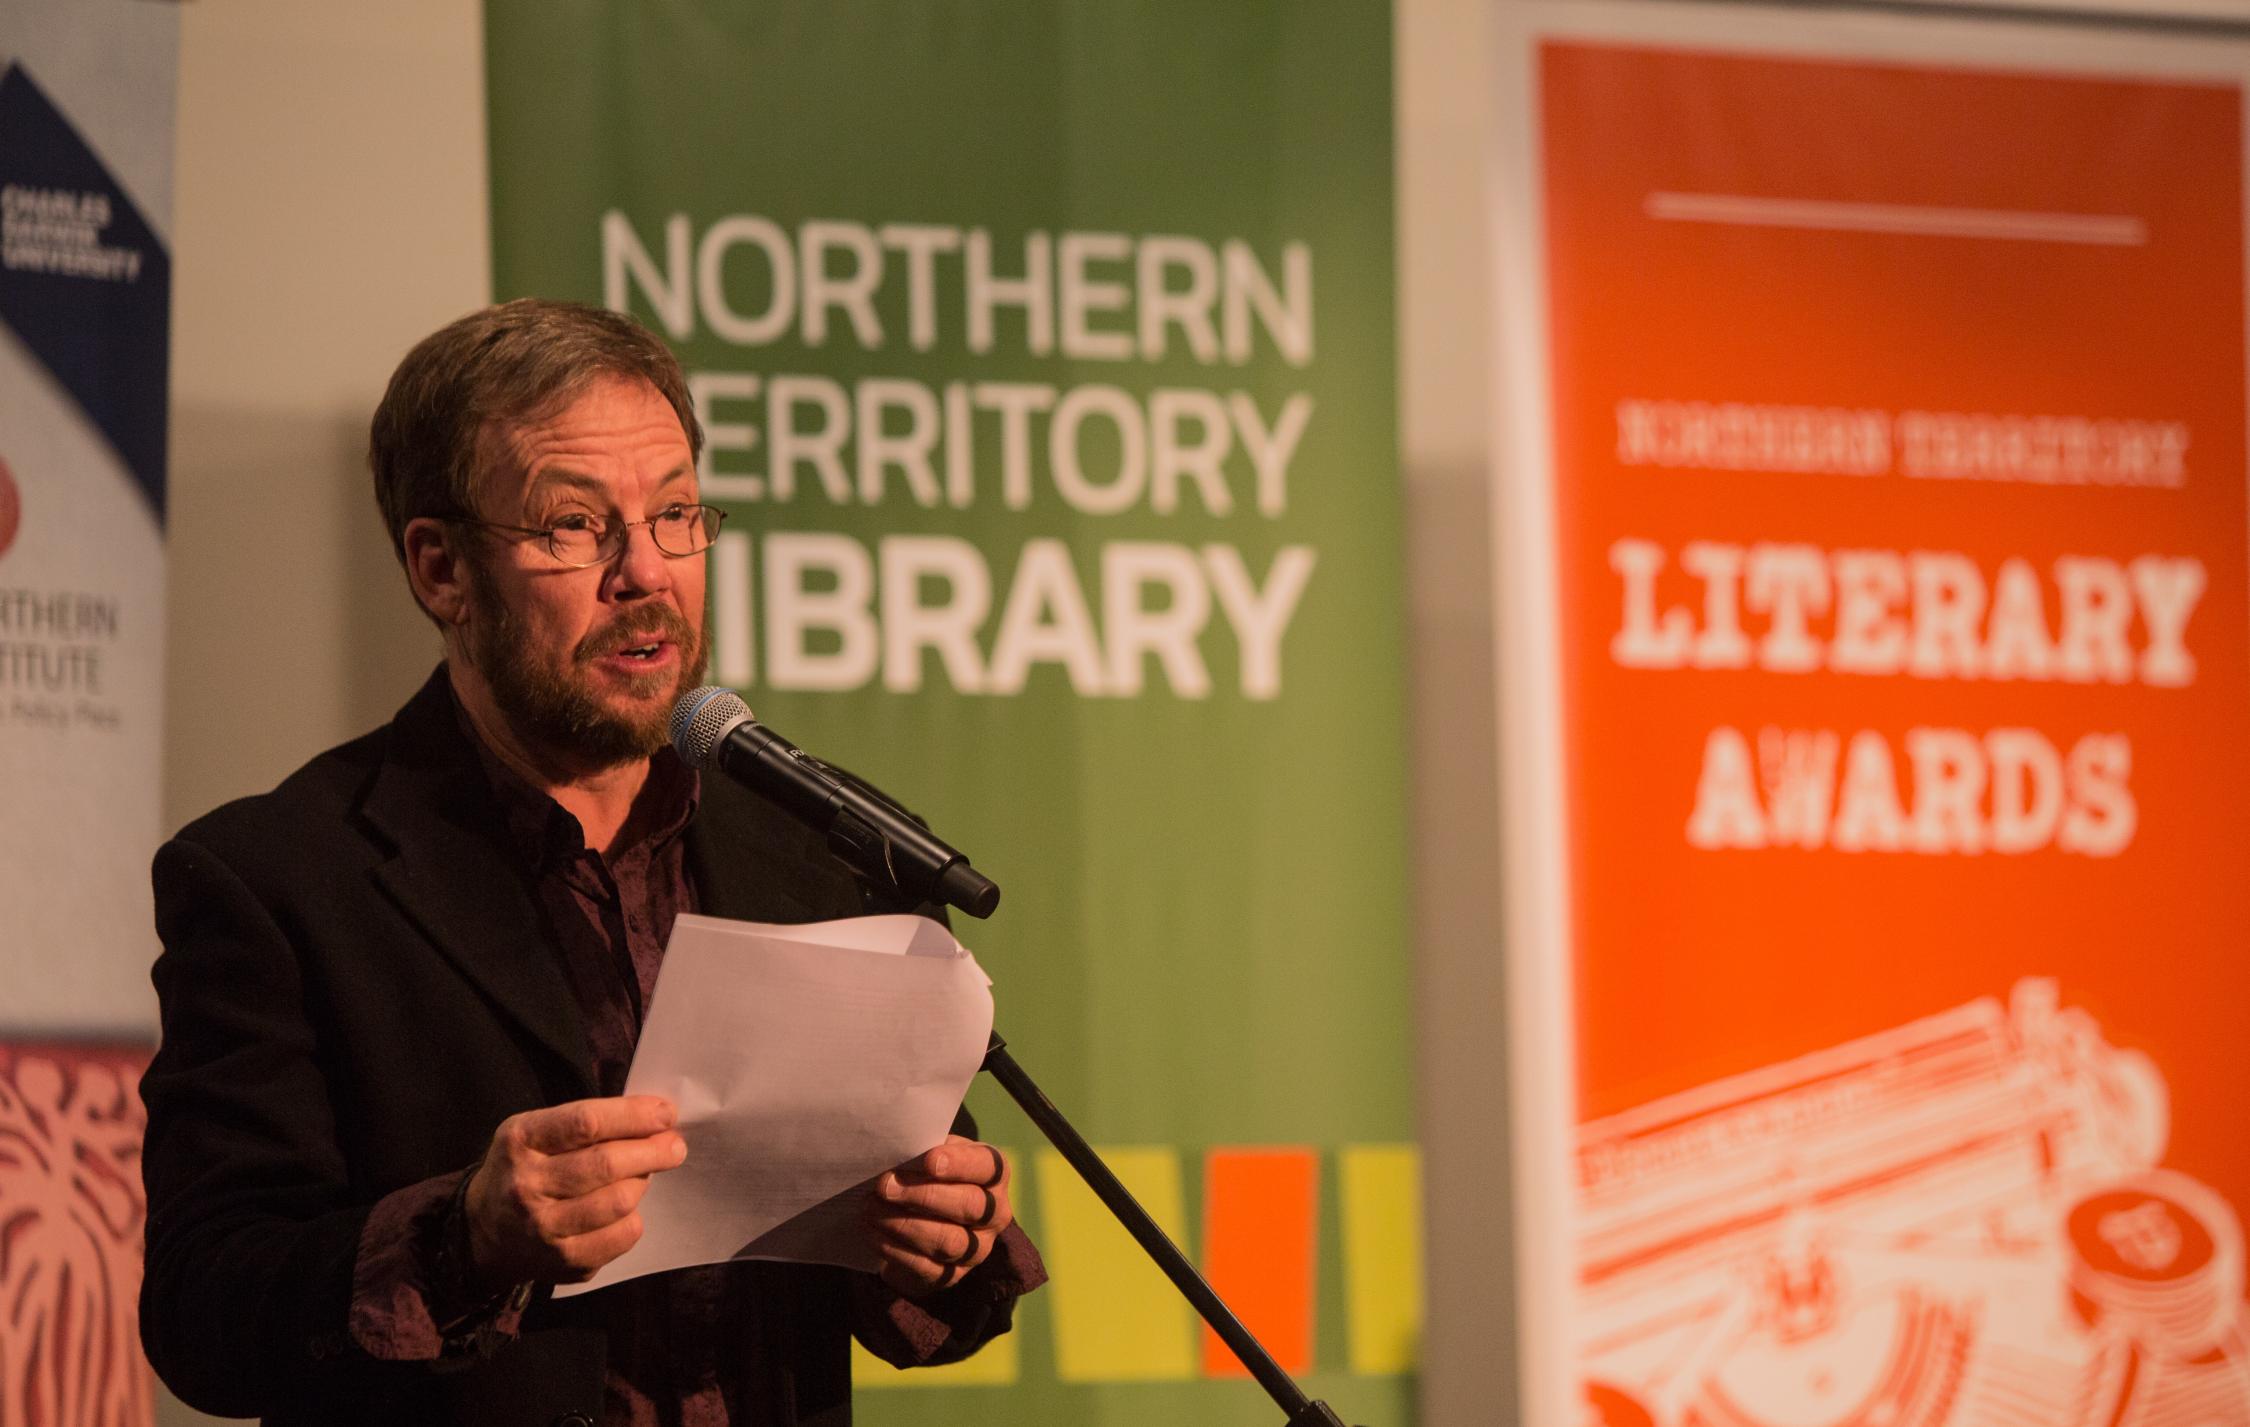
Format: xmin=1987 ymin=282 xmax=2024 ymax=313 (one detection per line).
xmin=402 ymin=518 xmax=473 ymax=628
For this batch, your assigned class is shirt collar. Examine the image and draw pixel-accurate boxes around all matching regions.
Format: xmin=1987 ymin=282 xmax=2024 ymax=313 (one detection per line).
xmin=445 ymin=674 xmax=702 ymax=871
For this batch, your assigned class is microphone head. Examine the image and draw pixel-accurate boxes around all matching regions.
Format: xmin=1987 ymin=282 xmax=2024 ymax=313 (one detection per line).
xmin=670 ymin=685 xmax=756 ymax=768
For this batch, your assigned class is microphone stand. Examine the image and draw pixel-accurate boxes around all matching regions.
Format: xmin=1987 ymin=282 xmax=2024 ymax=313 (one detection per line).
xmin=980 ymin=1030 xmax=1358 ymax=1427
xmin=804 ymin=765 xmax=1360 ymax=1424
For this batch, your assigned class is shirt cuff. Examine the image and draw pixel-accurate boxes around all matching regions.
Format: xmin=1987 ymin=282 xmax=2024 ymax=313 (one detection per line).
xmin=852 ymin=1222 xmax=1049 ymax=1367
xmin=347 ymin=1168 xmax=532 ymax=1362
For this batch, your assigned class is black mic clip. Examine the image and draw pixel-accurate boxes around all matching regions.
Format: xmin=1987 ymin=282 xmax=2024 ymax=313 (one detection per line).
xmin=822 ymin=760 xmax=1000 ymax=919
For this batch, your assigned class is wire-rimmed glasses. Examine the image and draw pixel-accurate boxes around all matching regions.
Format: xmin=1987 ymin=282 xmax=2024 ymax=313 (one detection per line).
xmin=446 ymin=503 xmax=727 ymax=568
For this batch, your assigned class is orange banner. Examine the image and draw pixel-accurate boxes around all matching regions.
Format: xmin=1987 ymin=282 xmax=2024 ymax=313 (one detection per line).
xmin=1543 ymin=40 xmax=2250 ymax=1427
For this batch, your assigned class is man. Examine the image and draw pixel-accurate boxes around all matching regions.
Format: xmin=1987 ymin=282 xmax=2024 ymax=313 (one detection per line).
xmin=140 ymin=299 xmax=1042 ymax=1427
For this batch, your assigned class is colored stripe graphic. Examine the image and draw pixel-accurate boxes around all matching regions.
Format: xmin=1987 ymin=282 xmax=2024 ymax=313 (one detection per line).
xmin=1200 ymin=1146 xmax=1318 ymax=1377
xmin=1037 ymin=1146 xmax=1196 ymax=1382
xmin=1341 ymin=1144 xmax=1423 ymax=1374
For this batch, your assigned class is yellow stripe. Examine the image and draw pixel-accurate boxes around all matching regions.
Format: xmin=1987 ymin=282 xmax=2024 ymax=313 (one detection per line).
xmin=1037 ymin=1145 xmax=1197 ymax=1382
xmin=1340 ymin=1144 xmax=1423 ymax=1374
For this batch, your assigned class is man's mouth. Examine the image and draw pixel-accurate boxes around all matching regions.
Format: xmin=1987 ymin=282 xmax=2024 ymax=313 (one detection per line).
xmin=580 ymin=613 xmax=695 ymax=672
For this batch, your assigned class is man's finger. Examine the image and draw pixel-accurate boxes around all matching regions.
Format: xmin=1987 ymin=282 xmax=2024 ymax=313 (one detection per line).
xmin=876 ymin=1243 xmax=967 ymax=1295
xmin=519 ymin=1095 xmax=676 ymax=1154
xmin=541 ymin=1175 xmax=651 ymax=1239
xmin=554 ymin=1212 xmax=646 ymax=1279
xmin=872 ymin=1212 xmax=986 ymax=1267
xmin=876 ymin=1236 xmax=976 ymax=1287
xmin=899 ymin=1140 xmax=1007 ymax=1188
xmin=877 ymin=1177 xmax=1006 ymax=1228
xmin=541 ymin=1132 xmax=687 ymax=1197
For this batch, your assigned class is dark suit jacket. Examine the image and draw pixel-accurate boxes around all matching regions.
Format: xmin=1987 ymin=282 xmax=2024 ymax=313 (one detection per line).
xmin=141 ymin=670 xmax=1007 ymax=1426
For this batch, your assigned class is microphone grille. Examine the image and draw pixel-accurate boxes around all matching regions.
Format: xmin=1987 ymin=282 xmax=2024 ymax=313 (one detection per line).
xmin=669 ymin=685 xmax=755 ymax=768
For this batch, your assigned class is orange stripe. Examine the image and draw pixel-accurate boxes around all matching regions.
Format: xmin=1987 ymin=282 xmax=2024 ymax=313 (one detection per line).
xmin=1199 ymin=1146 xmax=1318 ymax=1377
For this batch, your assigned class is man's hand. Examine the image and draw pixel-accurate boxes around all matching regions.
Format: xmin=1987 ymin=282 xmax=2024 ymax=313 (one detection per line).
xmin=463 ymin=1095 xmax=687 ymax=1289
xmin=867 ymin=1135 xmax=1014 ymax=1297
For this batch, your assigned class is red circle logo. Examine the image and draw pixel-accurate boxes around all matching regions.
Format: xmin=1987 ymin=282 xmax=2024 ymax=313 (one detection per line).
xmin=0 ymin=457 xmax=19 ymax=560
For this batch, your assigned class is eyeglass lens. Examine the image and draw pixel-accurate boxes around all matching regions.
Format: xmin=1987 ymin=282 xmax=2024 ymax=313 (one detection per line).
xmin=549 ymin=506 xmax=722 ymax=564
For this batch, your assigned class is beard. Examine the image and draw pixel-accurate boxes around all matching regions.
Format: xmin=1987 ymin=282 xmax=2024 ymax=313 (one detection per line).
xmin=463 ymin=564 xmax=708 ymax=767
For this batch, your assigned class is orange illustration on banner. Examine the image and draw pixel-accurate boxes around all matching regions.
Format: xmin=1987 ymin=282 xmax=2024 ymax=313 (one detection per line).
xmin=0 ymin=1043 xmax=153 ymax=1427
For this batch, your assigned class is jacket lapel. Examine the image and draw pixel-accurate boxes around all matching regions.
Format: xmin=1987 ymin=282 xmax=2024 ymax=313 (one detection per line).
xmin=360 ymin=672 xmax=595 ymax=1098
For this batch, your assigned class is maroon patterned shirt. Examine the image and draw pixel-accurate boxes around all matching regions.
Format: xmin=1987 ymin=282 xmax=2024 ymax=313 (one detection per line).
xmin=345 ymin=720 xmax=1043 ymax=1424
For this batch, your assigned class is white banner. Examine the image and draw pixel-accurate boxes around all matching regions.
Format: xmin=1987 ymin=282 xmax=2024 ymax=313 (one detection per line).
xmin=0 ymin=1 xmax=175 ymax=1031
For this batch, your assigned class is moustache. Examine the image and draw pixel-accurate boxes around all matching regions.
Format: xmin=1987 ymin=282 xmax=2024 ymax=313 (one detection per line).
xmin=576 ymin=606 xmax=699 ymax=662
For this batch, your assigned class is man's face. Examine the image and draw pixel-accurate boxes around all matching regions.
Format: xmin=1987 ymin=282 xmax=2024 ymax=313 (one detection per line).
xmin=459 ymin=376 xmax=707 ymax=766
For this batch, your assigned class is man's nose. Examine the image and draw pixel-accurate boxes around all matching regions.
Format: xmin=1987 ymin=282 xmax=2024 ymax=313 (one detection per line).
xmin=604 ymin=521 xmax=672 ymax=598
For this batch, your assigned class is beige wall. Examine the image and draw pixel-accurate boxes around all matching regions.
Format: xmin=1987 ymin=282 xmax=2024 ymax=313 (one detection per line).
xmin=159 ymin=1 xmax=1512 ymax=1422
xmin=165 ymin=0 xmax=487 ymax=834
xmin=1397 ymin=6 xmax=1516 ymax=1423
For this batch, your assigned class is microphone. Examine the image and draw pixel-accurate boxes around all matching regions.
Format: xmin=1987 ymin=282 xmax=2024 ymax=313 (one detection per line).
xmin=668 ymin=686 xmax=1001 ymax=919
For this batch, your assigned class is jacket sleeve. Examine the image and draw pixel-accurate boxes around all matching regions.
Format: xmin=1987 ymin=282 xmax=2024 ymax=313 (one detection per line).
xmin=848 ymin=1221 xmax=1047 ymax=1367
xmin=139 ymin=835 xmax=492 ymax=1415
xmin=347 ymin=1167 xmax=530 ymax=1361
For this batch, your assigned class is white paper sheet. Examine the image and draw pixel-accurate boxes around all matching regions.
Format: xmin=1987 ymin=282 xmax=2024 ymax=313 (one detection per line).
xmin=555 ymin=913 xmax=994 ymax=1295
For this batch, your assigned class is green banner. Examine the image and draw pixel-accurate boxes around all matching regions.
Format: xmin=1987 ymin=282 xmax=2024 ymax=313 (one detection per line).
xmin=485 ymin=4 xmax=1412 ymax=1420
